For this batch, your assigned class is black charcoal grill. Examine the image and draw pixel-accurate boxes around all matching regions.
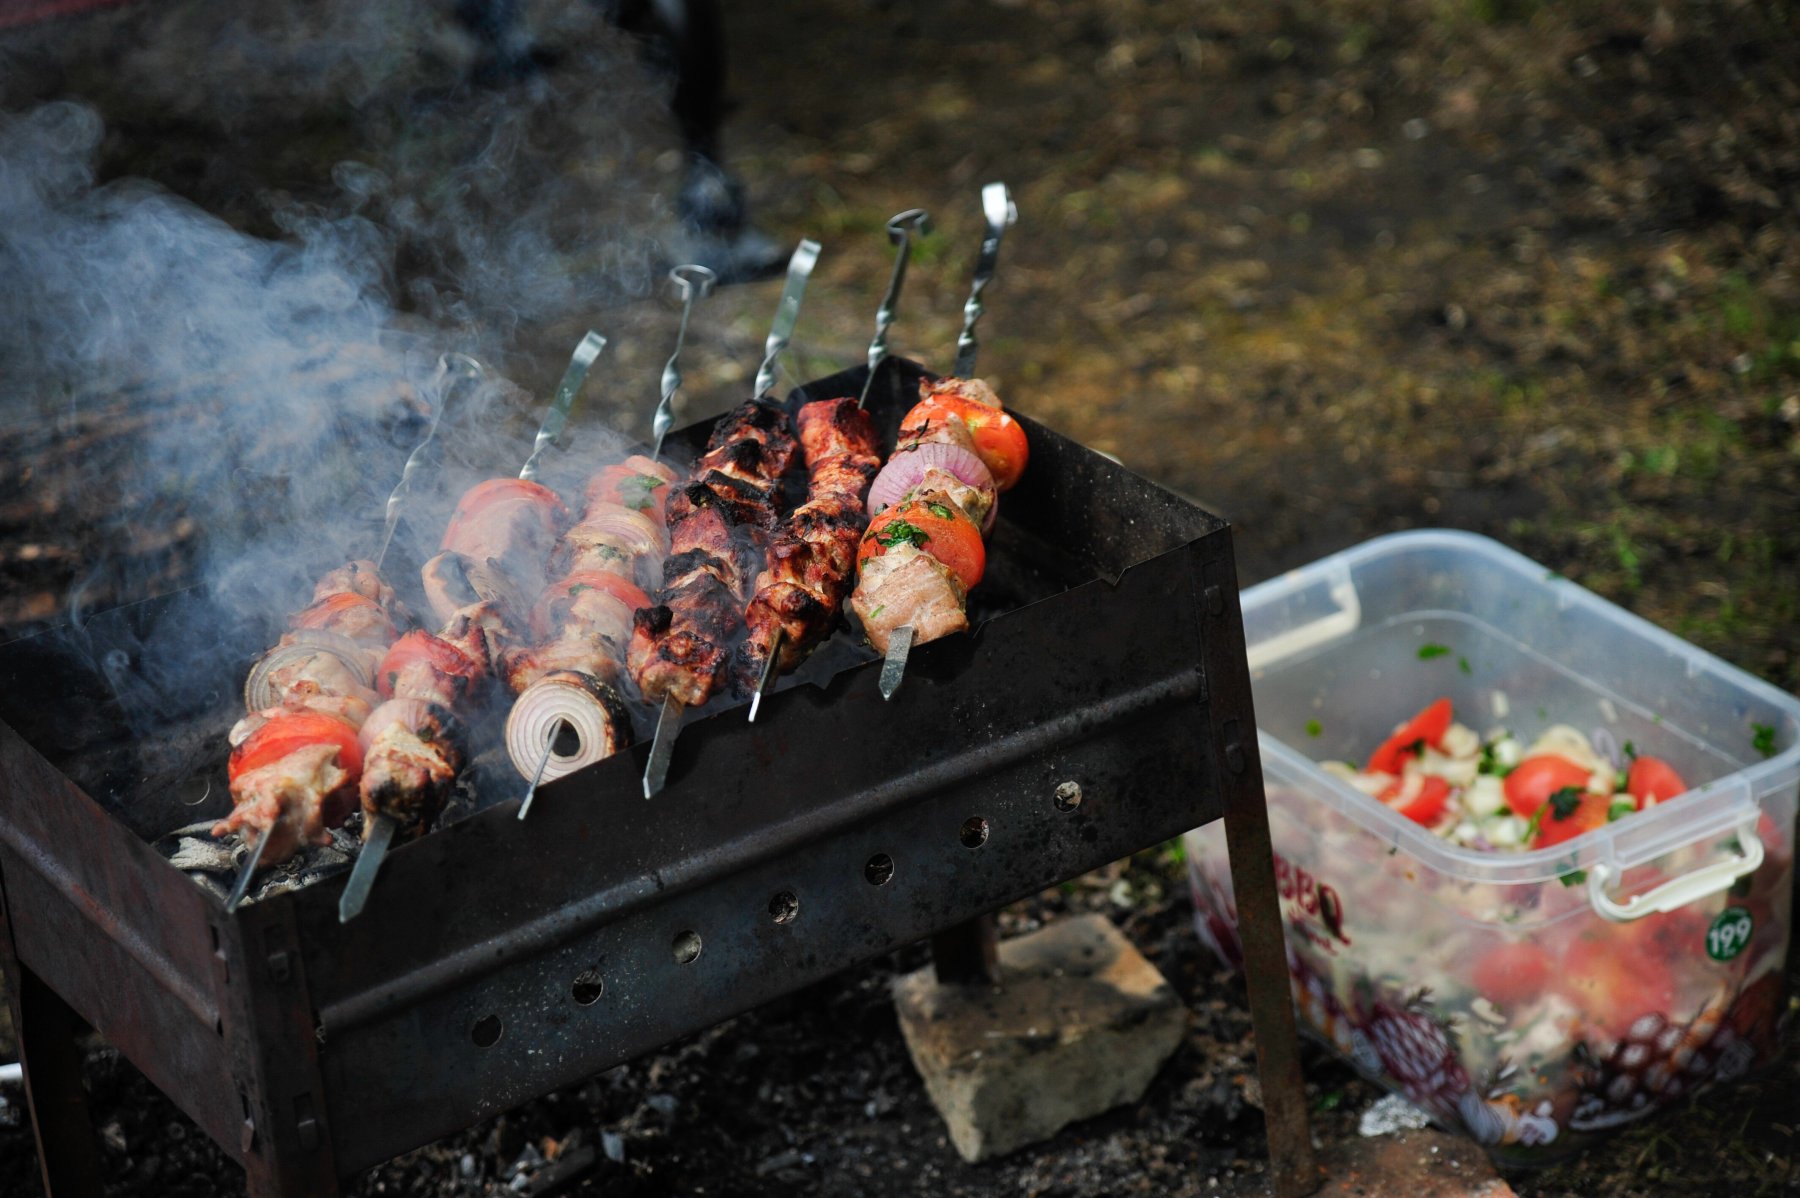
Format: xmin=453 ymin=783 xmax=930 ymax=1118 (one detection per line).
xmin=0 ymin=360 xmax=1314 ymax=1196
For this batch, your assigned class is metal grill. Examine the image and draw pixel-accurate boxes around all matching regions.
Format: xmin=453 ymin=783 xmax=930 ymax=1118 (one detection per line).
xmin=0 ymin=359 xmax=1313 ymax=1197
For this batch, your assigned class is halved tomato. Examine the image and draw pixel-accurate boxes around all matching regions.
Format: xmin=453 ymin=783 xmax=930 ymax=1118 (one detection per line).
xmin=858 ymin=495 xmax=986 ymax=590
xmin=1626 ymin=755 xmax=1687 ymax=808
xmin=375 ymin=631 xmax=484 ymax=699
xmin=904 ymin=392 xmax=1030 ymax=491
xmin=1365 ymin=698 xmax=1454 ymax=775
xmin=1503 ymin=754 xmax=1594 ymax=818
xmin=441 ymin=479 xmax=567 ymax=552
xmin=229 ymin=711 xmax=363 ymax=783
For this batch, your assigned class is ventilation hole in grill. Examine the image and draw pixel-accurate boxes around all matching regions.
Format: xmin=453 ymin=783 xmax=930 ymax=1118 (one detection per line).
xmin=571 ymin=969 xmax=605 ymax=1005
xmin=672 ymin=930 xmax=703 ymax=964
xmin=960 ymin=816 xmax=990 ymax=849
xmin=865 ymin=853 xmax=895 ymax=886
xmin=184 ymin=778 xmax=213 ymax=806
xmin=551 ymin=720 xmax=580 ymax=758
xmin=1054 ymin=781 xmax=1083 ymax=812
xmin=768 ymin=891 xmax=799 ymax=924
xmin=471 ymin=1015 xmax=503 ymax=1048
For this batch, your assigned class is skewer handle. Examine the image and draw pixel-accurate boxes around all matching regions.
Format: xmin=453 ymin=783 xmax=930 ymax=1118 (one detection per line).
xmin=520 ymin=330 xmax=607 ymax=483
xmin=858 ymin=209 xmax=931 ymax=409
xmin=652 ymin=264 xmax=719 ymax=460
xmin=952 ymin=183 xmax=1017 ymax=377
xmin=754 ymin=240 xmax=822 ymax=399
xmin=878 ymin=624 xmax=914 ymax=701
xmin=374 ymin=352 xmax=482 ymax=572
xmin=338 ymin=813 xmax=397 ymax=923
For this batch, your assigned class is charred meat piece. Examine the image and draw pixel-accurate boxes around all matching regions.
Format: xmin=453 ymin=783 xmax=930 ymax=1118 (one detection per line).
xmin=849 ymin=543 xmax=970 ymax=653
xmin=628 ymin=399 xmax=797 ymax=706
xmin=740 ymin=398 xmax=881 ymax=683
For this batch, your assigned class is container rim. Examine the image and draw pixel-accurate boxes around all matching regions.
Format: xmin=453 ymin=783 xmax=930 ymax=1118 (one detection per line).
xmin=1246 ymin=528 xmax=1800 ymax=887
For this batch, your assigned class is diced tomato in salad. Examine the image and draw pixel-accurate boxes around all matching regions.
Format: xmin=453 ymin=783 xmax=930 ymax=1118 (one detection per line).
xmin=1324 ymin=695 xmax=1696 ymax=854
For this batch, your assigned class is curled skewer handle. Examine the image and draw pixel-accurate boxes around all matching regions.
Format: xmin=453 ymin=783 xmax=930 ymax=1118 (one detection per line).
xmin=858 ymin=208 xmax=931 ymax=409
xmin=652 ymin=264 xmax=718 ymax=459
xmin=754 ymin=239 xmax=822 ymax=399
xmin=520 ymin=330 xmax=607 ymax=483
xmin=953 ymin=183 xmax=1017 ymax=377
xmin=374 ymin=352 xmax=483 ymax=572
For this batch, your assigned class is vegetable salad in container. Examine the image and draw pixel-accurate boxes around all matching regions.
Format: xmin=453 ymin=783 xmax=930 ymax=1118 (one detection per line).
xmin=1186 ymin=531 xmax=1800 ymax=1162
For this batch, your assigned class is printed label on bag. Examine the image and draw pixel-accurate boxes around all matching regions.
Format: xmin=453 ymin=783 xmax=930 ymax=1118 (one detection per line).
xmin=1707 ymin=906 xmax=1754 ymax=962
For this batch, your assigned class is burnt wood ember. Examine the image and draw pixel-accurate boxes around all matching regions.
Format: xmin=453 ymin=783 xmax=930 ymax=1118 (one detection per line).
xmin=0 ymin=359 xmax=1313 ymax=1197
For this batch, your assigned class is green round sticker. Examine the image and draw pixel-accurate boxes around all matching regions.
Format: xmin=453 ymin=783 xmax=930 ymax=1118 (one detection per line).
xmin=1706 ymin=906 xmax=1754 ymax=962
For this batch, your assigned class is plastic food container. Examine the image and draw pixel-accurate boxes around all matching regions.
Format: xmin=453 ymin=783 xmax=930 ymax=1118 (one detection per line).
xmin=1186 ymin=530 xmax=1800 ymax=1161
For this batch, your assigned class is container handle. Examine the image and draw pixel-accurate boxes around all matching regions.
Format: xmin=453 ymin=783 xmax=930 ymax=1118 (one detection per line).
xmin=1245 ymin=565 xmax=1361 ymax=672
xmin=1586 ymin=816 xmax=1763 ymax=922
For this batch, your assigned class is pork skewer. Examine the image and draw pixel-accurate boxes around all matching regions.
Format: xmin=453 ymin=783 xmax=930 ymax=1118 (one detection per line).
xmin=219 ymin=352 xmax=478 ymax=911
xmin=633 ymin=246 xmax=820 ymax=796
xmin=338 ymin=333 xmax=607 ymax=922
xmin=504 ymin=452 xmax=676 ymax=816
xmin=869 ymin=185 xmax=1017 ymax=699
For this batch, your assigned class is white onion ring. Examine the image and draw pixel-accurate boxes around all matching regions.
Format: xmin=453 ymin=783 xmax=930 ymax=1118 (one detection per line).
xmin=868 ymin=442 xmax=995 ymax=522
xmin=505 ymin=675 xmax=627 ymax=784
xmin=243 ymin=633 xmax=373 ymax=712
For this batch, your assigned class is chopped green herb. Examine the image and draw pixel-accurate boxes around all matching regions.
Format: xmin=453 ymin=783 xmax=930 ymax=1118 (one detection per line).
xmin=1417 ymin=644 xmax=1451 ymax=660
xmin=593 ymin=545 xmax=626 ymax=561
xmin=1458 ymin=656 xmax=1472 ymax=675
xmin=875 ymin=519 xmax=931 ymax=550
xmin=1622 ymin=739 xmax=1638 ymax=761
xmin=1522 ymin=804 xmax=1549 ymax=841
xmin=386 ymin=670 xmax=398 ymax=691
xmin=1558 ymin=869 xmax=1588 ymax=888
xmin=1407 ymin=737 xmax=1428 ymax=759
xmin=868 ymin=605 xmax=885 ymax=619
xmin=1305 ymin=719 xmax=1323 ymax=737
xmin=568 ymin=582 xmax=592 ymax=596
xmin=1752 ymin=722 xmax=1777 ymax=758
xmin=926 ymin=501 xmax=955 ymax=521
xmin=1546 ymin=786 xmax=1584 ymax=820
xmin=619 ymin=472 xmax=664 ymax=511
xmin=1607 ymin=798 xmax=1635 ymax=821
xmin=1315 ymin=1089 xmax=1345 ymax=1113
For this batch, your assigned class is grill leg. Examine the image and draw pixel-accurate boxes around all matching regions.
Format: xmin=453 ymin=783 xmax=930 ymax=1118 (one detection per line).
xmin=0 ymin=869 xmax=104 ymax=1198
xmin=930 ymin=914 xmax=1001 ymax=987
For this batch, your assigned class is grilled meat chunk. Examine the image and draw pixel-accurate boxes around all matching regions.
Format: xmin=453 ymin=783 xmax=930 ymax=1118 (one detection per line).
xmin=849 ymin=543 xmax=970 ymax=653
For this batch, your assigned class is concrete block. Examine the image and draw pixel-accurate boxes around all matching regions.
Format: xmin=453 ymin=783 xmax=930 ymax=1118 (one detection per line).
xmin=892 ymin=914 xmax=1186 ymax=1162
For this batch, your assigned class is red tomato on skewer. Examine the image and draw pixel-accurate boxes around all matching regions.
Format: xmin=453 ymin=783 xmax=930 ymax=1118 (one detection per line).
xmin=859 ymin=495 xmax=987 ymax=590
xmin=375 ymin=631 xmax=485 ymax=699
xmin=903 ymin=392 xmax=1030 ymax=492
xmin=229 ymin=711 xmax=363 ymax=783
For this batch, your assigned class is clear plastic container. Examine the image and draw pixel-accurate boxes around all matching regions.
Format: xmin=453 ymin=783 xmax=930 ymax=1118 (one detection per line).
xmin=1186 ymin=530 xmax=1800 ymax=1162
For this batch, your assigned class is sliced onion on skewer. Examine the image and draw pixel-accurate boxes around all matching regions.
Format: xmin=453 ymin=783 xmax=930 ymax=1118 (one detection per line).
xmin=243 ymin=630 xmax=375 ymax=713
xmin=867 ymin=441 xmax=997 ymax=532
xmin=505 ymin=671 xmax=634 ymax=786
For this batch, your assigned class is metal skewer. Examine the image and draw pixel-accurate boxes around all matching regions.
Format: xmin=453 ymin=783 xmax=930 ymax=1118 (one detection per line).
xmin=748 ymin=626 xmax=782 ymax=723
xmin=755 ymin=239 xmax=822 ymax=398
xmin=882 ymin=185 xmax=1015 ymax=701
xmin=517 ymin=727 xmax=557 ymax=821
xmin=343 ymin=334 xmax=608 ymax=919
xmin=857 ymin=209 xmax=931 ymax=410
xmin=223 ymin=824 xmax=274 ymax=914
xmin=642 ymin=693 xmax=684 ymax=799
xmin=651 ymin=265 xmax=718 ymax=461
xmin=228 ymin=352 xmax=482 ymax=913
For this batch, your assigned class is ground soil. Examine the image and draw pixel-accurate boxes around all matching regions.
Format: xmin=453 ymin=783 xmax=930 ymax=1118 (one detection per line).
xmin=1 ymin=0 xmax=1798 ymax=1195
